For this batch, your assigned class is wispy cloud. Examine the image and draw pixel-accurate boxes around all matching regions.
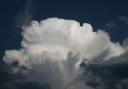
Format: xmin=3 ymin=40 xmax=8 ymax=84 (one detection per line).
xmin=118 ymin=16 xmax=128 ymax=25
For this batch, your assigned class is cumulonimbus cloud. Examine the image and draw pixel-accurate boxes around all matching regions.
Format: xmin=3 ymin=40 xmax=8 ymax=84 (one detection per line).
xmin=3 ymin=18 xmax=126 ymax=89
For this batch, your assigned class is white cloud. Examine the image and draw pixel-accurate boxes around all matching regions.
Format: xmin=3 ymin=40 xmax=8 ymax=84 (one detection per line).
xmin=3 ymin=18 xmax=125 ymax=89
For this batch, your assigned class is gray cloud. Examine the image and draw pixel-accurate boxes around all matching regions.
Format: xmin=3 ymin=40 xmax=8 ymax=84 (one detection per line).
xmin=123 ymin=38 xmax=128 ymax=50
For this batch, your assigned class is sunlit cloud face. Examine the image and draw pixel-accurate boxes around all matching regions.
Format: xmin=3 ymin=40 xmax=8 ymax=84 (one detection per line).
xmin=3 ymin=18 xmax=126 ymax=89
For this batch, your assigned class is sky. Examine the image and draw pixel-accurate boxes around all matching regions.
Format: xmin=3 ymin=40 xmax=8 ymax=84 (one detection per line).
xmin=0 ymin=0 xmax=128 ymax=89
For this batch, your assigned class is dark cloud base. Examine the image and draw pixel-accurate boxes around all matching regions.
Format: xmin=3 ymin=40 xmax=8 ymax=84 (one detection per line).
xmin=0 ymin=63 xmax=51 ymax=89
xmin=1 ymin=57 xmax=128 ymax=89
xmin=82 ymin=63 xmax=128 ymax=89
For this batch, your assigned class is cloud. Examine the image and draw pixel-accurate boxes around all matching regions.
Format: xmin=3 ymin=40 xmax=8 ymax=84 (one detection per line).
xmin=102 ymin=16 xmax=128 ymax=42
xmin=3 ymin=18 xmax=126 ymax=89
xmin=123 ymin=38 xmax=128 ymax=50
xmin=14 ymin=0 xmax=35 ymax=28
xmin=103 ymin=16 xmax=128 ymax=31
xmin=104 ymin=21 xmax=116 ymax=30
xmin=118 ymin=16 xmax=128 ymax=25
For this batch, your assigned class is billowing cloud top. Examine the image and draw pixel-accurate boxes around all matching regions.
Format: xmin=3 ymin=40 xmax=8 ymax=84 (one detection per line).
xmin=3 ymin=18 xmax=126 ymax=89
